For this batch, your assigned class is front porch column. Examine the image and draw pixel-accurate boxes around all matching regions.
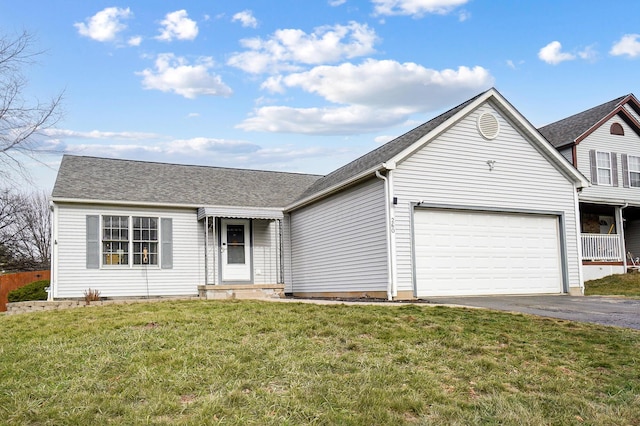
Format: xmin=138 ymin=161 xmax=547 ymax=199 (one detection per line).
xmin=616 ymin=206 xmax=627 ymax=270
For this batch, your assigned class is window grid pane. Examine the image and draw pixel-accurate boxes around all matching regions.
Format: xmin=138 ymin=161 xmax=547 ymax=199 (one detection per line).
xmin=629 ymin=156 xmax=640 ymax=187
xmin=133 ymin=216 xmax=158 ymax=265
xmin=596 ymin=152 xmax=612 ymax=185
xmin=102 ymin=216 xmax=129 ymax=265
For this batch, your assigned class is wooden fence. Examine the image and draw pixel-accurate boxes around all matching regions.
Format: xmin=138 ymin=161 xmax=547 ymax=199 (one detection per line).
xmin=0 ymin=270 xmax=50 ymax=312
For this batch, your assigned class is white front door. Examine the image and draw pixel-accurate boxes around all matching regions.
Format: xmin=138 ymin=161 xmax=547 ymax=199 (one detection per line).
xmin=221 ymin=219 xmax=251 ymax=282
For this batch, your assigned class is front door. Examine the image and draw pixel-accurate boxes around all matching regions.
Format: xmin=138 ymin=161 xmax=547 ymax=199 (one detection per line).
xmin=221 ymin=219 xmax=251 ymax=282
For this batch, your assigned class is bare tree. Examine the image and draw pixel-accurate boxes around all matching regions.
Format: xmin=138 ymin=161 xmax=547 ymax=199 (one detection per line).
xmin=1 ymin=30 xmax=63 ymax=180
xmin=0 ymin=189 xmax=50 ymax=271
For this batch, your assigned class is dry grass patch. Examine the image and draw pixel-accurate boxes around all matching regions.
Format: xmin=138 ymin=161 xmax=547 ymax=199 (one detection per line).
xmin=0 ymin=300 xmax=639 ymax=424
xmin=585 ymin=273 xmax=640 ymax=297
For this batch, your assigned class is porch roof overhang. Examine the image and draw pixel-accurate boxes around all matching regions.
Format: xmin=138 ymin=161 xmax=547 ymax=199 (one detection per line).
xmin=578 ymin=196 xmax=640 ymax=208
xmin=197 ymin=206 xmax=284 ymax=220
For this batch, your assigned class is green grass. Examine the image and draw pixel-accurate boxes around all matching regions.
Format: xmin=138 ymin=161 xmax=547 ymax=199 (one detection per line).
xmin=1 ymin=300 xmax=639 ymax=425
xmin=585 ymin=273 xmax=640 ymax=297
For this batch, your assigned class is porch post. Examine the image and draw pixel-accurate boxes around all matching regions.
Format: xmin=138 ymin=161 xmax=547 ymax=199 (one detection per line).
xmin=616 ymin=206 xmax=628 ymax=270
xmin=278 ymin=219 xmax=284 ymax=284
xmin=204 ymin=216 xmax=209 ymax=286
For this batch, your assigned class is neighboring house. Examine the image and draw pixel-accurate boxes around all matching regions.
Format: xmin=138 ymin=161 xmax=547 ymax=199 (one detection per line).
xmin=50 ymin=88 xmax=589 ymax=300
xmin=539 ymin=93 xmax=640 ymax=280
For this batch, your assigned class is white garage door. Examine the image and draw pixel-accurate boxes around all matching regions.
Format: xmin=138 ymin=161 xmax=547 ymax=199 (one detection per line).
xmin=414 ymin=209 xmax=563 ymax=297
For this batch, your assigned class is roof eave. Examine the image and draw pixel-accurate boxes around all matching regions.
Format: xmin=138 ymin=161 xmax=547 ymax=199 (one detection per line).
xmin=285 ymin=164 xmax=387 ymax=211
xmin=51 ymin=197 xmax=287 ymax=212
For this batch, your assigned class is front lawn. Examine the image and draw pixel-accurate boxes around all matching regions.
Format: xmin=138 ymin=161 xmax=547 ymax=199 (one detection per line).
xmin=1 ymin=300 xmax=639 ymax=424
xmin=585 ymin=273 xmax=640 ymax=297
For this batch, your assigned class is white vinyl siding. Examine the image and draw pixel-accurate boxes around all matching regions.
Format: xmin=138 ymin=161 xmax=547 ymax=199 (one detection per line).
xmin=391 ymin=103 xmax=581 ymax=294
xmin=559 ymin=147 xmax=573 ymax=164
xmin=54 ymin=204 xmax=202 ymax=298
xmin=577 ymin=116 xmax=640 ymax=203
xmin=252 ymin=219 xmax=280 ymax=284
xmin=289 ymin=179 xmax=388 ymax=293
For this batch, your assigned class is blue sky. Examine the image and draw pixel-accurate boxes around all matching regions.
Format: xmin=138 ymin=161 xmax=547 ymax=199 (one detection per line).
xmin=2 ymin=0 xmax=640 ymax=191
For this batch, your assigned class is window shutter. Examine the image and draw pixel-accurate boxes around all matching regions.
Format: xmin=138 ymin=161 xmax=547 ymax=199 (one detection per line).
xmin=589 ymin=149 xmax=598 ymax=185
xmin=622 ymin=154 xmax=629 ymax=188
xmin=161 ymin=218 xmax=173 ymax=269
xmin=611 ymin=152 xmax=619 ymax=187
xmin=86 ymin=215 xmax=100 ymax=269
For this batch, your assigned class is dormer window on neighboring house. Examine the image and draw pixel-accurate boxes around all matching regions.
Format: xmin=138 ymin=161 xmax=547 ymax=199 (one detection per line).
xmin=610 ymin=122 xmax=625 ymax=136
xmin=596 ymin=151 xmax=612 ymax=185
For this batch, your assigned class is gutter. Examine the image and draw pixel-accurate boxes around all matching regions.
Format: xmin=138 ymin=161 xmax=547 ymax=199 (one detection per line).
xmin=375 ymin=166 xmax=396 ymax=301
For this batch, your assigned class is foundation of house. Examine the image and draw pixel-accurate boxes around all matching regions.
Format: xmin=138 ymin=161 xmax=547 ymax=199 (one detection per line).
xmin=197 ymin=284 xmax=285 ymax=300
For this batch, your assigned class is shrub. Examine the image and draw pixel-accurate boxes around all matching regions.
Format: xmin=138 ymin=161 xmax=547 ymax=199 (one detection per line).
xmin=83 ymin=288 xmax=101 ymax=304
xmin=8 ymin=280 xmax=50 ymax=302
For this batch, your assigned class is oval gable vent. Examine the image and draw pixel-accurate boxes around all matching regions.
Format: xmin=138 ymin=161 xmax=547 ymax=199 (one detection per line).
xmin=477 ymin=112 xmax=500 ymax=140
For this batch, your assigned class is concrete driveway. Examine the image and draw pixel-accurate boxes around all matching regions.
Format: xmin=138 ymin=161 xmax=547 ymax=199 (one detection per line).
xmin=424 ymin=295 xmax=640 ymax=330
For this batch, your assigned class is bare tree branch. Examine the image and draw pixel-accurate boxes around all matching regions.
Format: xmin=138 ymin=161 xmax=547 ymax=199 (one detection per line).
xmin=0 ymin=188 xmax=50 ymax=271
xmin=0 ymin=30 xmax=63 ymax=181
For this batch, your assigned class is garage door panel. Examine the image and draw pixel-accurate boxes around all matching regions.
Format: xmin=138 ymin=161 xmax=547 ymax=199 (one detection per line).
xmin=415 ymin=209 xmax=563 ymax=297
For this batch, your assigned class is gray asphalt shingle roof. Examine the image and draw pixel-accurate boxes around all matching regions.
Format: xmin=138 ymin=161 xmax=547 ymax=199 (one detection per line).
xmin=296 ymin=91 xmax=485 ymax=200
xmin=538 ymin=96 xmax=627 ymax=148
xmin=52 ymin=155 xmax=322 ymax=208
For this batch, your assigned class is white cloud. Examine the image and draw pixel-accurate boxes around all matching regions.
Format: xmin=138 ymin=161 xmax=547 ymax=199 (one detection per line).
xmin=329 ymin=0 xmax=347 ymax=5
xmin=265 ymin=60 xmax=492 ymax=110
xmin=610 ymin=34 xmax=640 ymax=58
xmin=156 ymin=10 xmax=199 ymax=41
xmin=243 ymin=59 xmax=493 ymax=135
xmin=74 ymin=7 xmax=132 ymax=42
xmin=43 ymin=129 xmax=163 ymax=140
xmin=55 ymin=131 xmax=331 ymax=170
xmin=578 ymin=45 xmax=597 ymax=62
xmin=232 ymin=10 xmax=258 ymax=28
xmin=538 ymin=41 xmax=575 ymax=65
xmin=167 ymin=138 xmax=259 ymax=155
xmin=128 ymin=36 xmax=142 ymax=46
xmin=458 ymin=10 xmax=471 ymax=21
xmin=187 ymin=112 xmax=200 ymax=118
xmin=372 ymin=0 xmax=469 ymax=17
xmin=238 ymin=105 xmax=406 ymax=134
xmin=506 ymin=59 xmax=524 ymax=70
xmin=136 ymin=53 xmax=232 ymax=99
xmin=375 ymin=135 xmax=394 ymax=144
xmin=227 ymin=22 xmax=378 ymax=74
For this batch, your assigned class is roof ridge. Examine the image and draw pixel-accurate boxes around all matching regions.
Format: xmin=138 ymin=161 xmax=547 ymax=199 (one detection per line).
xmin=60 ymin=154 xmax=323 ymax=178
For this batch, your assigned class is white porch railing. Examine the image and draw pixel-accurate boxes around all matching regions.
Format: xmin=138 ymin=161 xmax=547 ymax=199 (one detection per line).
xmin=581 ymin=233 xmax=622 ymax=261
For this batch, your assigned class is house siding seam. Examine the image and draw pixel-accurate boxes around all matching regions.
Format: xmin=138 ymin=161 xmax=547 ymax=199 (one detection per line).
xmin=53 ymin=204 xmax=203 ymax=298
xmin=391 ymin=104 xmax=581 ymax=293
xmin=578 ymin=117 xmax=640 ymax=203
xmin=289 ymin=178 xmax=388 ymax=293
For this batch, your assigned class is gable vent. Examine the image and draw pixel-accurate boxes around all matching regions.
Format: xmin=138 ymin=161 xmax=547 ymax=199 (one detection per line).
xmin=477 ymin=112 xmax=500 ymax=140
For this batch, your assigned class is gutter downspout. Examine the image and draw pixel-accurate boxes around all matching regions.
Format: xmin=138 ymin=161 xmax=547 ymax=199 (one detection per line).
xmin=376 ymin=169 xmax=395 ymax=301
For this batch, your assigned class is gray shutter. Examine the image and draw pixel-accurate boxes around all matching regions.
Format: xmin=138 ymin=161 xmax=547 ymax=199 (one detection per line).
xmin=161 ymin=218 xmax=173 ymax=269
xmin=622 ymin=154 xmax=630 ymax=188
xmin=589 ymin=149 xmax=598 ymax=185
xmin=612 ymin=152 xmax=619 ymax=187
xmin=86 ymin=215 xmax=100 ymax=269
